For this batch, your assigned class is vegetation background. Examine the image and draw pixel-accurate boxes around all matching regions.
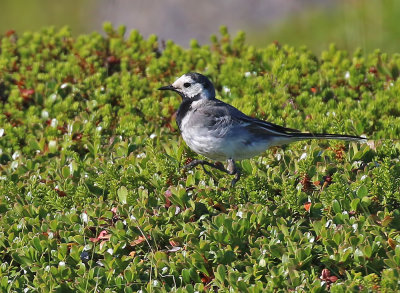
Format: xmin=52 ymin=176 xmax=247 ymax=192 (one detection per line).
xmin=1 ymin=0 xmax=400 ymax=54
xmin=1 ymin=0 xmax=400 ymax=292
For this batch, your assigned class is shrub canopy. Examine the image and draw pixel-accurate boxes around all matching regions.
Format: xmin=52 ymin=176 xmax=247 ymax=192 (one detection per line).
xmin=0 ymin=24 xmax=400 ymax=292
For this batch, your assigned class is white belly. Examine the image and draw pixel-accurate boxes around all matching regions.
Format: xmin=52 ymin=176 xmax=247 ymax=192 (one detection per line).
xmin=181 ymin=128 xmax=273 ymax=161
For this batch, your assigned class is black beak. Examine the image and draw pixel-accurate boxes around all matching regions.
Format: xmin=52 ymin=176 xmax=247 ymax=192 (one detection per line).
xmin=158 ymin=85 xmax=175 ymax=91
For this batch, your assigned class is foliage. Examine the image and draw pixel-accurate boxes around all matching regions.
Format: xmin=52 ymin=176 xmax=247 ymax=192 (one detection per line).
xmin=0 ymin=23 xmax=400 ymax=292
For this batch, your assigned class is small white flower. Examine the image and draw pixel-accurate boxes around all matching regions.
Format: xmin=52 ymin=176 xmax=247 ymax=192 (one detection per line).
xmin=360 ymin=175 xmax=367 ymax=181
xmin=161 ymin=267 xmax=168 ymax=274
xmin=326 ymin=111 xmax=336 ymax=117
xmin=136 ymin=152 xmax=146 ymax=159
xmin=59 ymin=261 xmax=65 ymax=266
xmin=80 ymin=213 xmax=89 ymax=224
xmin=11 ymin=161 xmax=19 ymax=170
xmin=0 ymin=129 xmax=4 ymax=137
xmin=60 ymin=83 xmax=69 ymax=89
xmin=107 ymin=248 xmax=113 ymax=255
xmin=45 ymin=265 xmax=50 ymax=272
xmin=299 ymin=153 xmax=307 ymax=160
xmin=12 ymin=151 xmax=20 ymax=160
xmin=96 ymin=126 xmax=102 ymax=132
xmin=41 ymin=110 xmax=49 ymax=119
xmin=352 ymin=223 xmax=358 ymax=232
xmin=275 ymin=153 xmax=282 ymax=161
xmin=150 ymin=133 xmax=157 ymax=139
xmin=48 ymin=93 xmax=57 ymax=102
xmin=345 ymin=71 xmax=350 ymax=79
xmin=236 ymin=211 xmax=243 ymax=218
xmin=50 ymin=118 xmax=58 ymax=128
xmin=223 ymin=86 xmax=231 ymax=94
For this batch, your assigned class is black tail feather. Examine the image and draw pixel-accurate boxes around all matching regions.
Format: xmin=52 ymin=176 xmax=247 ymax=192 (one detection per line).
xmin=289 ymin=132 xmax=366 ymax=142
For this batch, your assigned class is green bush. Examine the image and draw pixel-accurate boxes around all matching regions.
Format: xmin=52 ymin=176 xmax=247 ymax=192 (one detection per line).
xmin=0 ymin=23 xmax=400 ymax=292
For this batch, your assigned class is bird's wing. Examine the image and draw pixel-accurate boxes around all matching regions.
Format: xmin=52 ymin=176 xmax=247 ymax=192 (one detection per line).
xmin=221 ymin=101 xmax=300 ymax=136
xmin=239 ymin=115 xmax=301 ymax=134
xmin=193 ymin=100 xmax=299 ymax=138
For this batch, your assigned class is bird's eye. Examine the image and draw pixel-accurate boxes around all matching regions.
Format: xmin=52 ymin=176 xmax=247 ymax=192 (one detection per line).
xmin=183 ymin=83 xmax=191 ymax=88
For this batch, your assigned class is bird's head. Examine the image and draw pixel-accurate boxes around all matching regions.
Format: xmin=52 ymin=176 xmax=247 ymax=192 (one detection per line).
xmin=158 ymin=72 xmax=215 ymax=100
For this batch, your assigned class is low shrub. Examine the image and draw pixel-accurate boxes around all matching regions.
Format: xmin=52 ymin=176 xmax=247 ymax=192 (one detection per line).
xmin=0 ymin=23 xmax=399 ymax=292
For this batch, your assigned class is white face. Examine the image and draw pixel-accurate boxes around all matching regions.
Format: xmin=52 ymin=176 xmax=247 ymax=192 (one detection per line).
xmin=172 ymin=74 xmax=208 ymax=99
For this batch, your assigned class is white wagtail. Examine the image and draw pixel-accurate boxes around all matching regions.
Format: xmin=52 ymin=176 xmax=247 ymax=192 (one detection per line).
xmin=159 ymin=72 xmax=366 ymax=186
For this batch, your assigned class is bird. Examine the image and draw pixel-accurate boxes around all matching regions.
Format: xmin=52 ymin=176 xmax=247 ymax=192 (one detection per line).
xmin=159 ymin=72 xmax=366 ymax=187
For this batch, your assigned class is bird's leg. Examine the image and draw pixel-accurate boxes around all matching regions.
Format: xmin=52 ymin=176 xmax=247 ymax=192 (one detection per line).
xmin=226 ymin=159 xmax=241 ymax=187
xmin=184 ymin=159 xmax=228 ymax=175
xmin=183 ymin=159 xmax=240 ymax=187
xmin=184 ymin=160 xmax=222 ymax=171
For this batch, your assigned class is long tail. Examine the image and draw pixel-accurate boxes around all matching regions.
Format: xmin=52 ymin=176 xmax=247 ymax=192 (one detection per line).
xmin=289 ymin=132 xmax=367 ymax=142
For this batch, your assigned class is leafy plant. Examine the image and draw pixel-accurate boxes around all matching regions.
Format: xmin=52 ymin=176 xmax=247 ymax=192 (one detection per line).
xmin=0 ymin=23 xmax=399 ymax=291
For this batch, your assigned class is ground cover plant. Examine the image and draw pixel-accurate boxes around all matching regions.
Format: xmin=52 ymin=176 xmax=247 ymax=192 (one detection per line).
xmin=0 ymin=23 xmax=400 ymax=292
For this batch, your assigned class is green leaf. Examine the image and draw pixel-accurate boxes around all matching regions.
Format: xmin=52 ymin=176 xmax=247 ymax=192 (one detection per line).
xmin=12 ymin=253 xmax=33 ymax=266
xmin=351 ymin=198 xmax=360 ymax=211
xmin=241 ymin=160 xmax=252 ymax=174
xmin=332 ymin=200 xmax=341 ymax=213
xmin=357 ymin=185 xmax=368 ymax=198
xmin=62 ymin=166 xmax=70 ymax=178
xmin=117 ymin=186 xmax=128 ymax=204
xmin=361 ymin=196 xmax=372 ymax=207
xmin=182 ymin=269 xmax=191 ymax=284
xmin=214 ymin=264 xmax=226 ymax=284
xmin=363 ymin=245 xmax=373 ymax=258
xmin=32 ymin=237 xmax=42 ymax=253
